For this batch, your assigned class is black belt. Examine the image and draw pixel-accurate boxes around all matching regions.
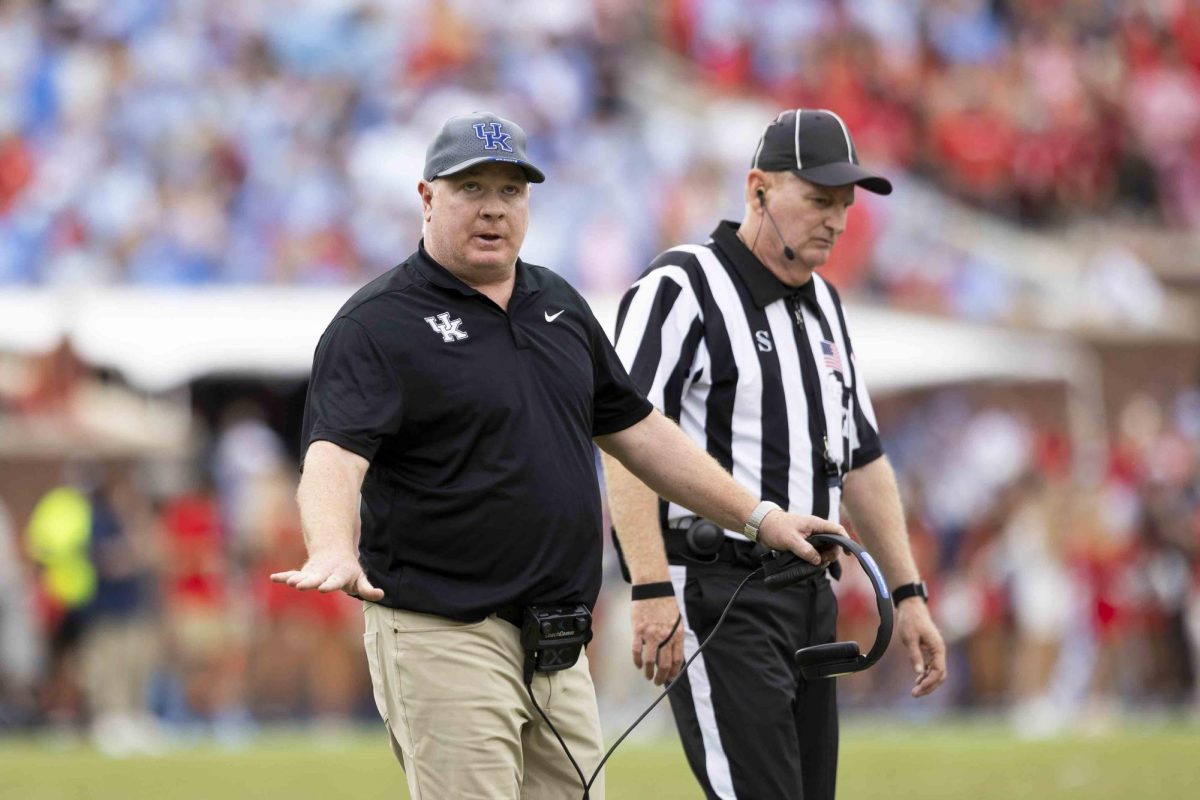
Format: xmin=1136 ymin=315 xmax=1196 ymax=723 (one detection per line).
xmin=663 ymin=527 xmax=770 ymax=568
xmin=664 ymin=525 xmax=841 ymax=580
xmin=495 ymin=604 xmax=523 ymax=628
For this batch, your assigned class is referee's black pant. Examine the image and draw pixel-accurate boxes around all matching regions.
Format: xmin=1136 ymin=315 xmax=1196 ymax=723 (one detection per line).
xmin=666 ymin=540 xmax=839 ymax=800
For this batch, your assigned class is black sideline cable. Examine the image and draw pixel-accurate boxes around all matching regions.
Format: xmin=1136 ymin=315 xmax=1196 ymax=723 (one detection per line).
xmin=530 ymin=567 xmax=764 ymax=800
xmin=525 ymin=681 xmax=590 ymax=795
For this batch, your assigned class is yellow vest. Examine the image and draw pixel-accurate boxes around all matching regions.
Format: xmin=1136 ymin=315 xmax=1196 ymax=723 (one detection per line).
xmin=27 ymin=486 xmax=96 ymax=608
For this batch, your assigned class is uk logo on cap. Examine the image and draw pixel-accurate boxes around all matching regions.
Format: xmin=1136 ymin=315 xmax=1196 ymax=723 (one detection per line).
xmin=473 ymin=122 xmax=513 ymax=152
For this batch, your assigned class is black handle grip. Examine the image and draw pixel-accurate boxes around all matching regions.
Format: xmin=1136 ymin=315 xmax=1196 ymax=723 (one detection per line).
xmin=762 ymin=556 xmax=826 ymax=591
xmin=764 ymin=563 xmax=816 ymax=589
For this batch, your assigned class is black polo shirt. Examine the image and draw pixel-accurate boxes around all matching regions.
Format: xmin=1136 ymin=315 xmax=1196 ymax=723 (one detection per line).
xmin=300 ymin=243 xmax=652 ymax=620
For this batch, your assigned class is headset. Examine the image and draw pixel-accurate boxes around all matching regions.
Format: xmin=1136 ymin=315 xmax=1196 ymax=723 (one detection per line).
xmin=558 ymin=529 xmax=894 ymax=798
xmin=762 ymin=533 xmax=894 ymax=679
xmin=757 ymin=187 xmax=796 ymax=261
xmin=684 ymin=522 xmax=893 ymax=678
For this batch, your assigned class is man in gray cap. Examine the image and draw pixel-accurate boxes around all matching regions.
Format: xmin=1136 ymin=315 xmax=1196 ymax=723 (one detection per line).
xmin=271 ymin=112 xmax=852 ymax=799
xmin=607 ymin=109 xmax=947 ymax=799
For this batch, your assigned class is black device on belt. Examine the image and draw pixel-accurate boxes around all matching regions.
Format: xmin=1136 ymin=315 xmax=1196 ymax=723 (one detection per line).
xmin=516 ymin=603 xmax=595 ymax=797
xmin=519 ymin=603 xmax=592 ymax=684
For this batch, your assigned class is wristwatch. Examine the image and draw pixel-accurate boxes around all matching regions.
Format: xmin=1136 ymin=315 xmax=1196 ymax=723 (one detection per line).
xmin=891 ymin=581 xmax=928 ymax=608
xmin=743 ymin=501 xmax=781 ymax=543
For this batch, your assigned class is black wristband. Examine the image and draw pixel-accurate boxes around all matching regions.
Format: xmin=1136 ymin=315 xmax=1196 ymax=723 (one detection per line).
xmin=631 ymin=581 xmax=674 ymax=601
xmin=891 ymin=581 xmax=928 ymax=608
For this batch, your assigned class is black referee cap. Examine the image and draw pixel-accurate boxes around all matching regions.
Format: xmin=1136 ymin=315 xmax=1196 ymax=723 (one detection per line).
xmin=752 ymin=109 xmax=892 ymax=195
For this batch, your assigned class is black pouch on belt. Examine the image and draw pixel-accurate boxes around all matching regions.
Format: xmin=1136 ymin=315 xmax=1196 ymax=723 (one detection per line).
xmin=520 ymin=603 xmax=593 ymax=683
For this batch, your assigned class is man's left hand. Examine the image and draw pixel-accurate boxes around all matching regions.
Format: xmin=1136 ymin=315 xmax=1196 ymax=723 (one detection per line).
xmin=896 ymin=599 xmax=946 ymax=697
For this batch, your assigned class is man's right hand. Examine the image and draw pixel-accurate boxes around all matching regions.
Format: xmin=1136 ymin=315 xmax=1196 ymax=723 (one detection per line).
xmin=756 ymin=511 xmax=846 ymax=566
xmin=632 ymin=594 xmax=685 ymax=686
xmin=270 ymin=549 xmax=385 ymax=601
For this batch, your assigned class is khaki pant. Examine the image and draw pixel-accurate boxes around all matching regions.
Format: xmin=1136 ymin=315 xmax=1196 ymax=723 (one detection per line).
xmin=363 ymin=602 xmax=605 ymax=800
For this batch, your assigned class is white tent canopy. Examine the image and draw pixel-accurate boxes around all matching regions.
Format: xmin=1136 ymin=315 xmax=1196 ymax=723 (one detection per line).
xmin=0 ymin=288 xmax=1087 ymax=394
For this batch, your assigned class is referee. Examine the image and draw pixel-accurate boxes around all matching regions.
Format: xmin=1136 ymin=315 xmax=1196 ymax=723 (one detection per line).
xmin=605 ymin=109 xmax=947 ymax=799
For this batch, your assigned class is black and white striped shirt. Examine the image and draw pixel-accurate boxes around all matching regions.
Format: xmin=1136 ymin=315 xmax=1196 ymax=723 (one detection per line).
xmin=613 ymin=221 xmax=883 ymax=535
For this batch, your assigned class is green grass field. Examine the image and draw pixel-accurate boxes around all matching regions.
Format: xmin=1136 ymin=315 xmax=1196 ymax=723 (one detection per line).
xmin=3 ymin=720 xmax=1197 ymax=799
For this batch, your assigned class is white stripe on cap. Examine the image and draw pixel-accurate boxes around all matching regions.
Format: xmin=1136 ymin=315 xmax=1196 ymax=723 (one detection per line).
xmin=821 ymin=108 xmax=855 ymax=163
xmin=751 ymin=124 xmax=769 ymax=169
xmin=753 ymin=110 xmax=791 ymax=170
xmin=794 ymin=108 xmax=803 ymax=170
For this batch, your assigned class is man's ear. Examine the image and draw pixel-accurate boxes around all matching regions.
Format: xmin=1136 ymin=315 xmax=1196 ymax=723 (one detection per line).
xmin=418 ymin=180 xmax=434 ymax=222
xmin=745 ymin=168 xmax=770 ymax=206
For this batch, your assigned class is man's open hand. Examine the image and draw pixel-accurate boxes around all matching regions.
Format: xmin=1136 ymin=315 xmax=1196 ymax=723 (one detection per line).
xmin=270 ymin=549 xmax=384 ymax=601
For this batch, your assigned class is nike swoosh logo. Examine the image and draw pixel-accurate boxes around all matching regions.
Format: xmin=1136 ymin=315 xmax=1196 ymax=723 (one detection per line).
xmin=544 ymin=310 xmax=565 ymax=322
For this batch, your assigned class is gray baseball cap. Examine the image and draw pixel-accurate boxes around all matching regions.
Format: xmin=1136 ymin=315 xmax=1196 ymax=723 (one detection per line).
xmin=423 ymin=112 xmax=546 ymax=184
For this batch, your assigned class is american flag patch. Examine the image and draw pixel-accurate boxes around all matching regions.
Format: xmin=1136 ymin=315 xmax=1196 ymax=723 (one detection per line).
xmin=821 ymin=340 xmax=843 ymax=374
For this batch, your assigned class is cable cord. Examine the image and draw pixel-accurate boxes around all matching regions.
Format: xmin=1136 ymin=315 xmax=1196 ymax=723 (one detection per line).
xmin=579 ymin=567 xmax=764 ymax=798
xmin=525 ymin=678 xmax=591 ymax=798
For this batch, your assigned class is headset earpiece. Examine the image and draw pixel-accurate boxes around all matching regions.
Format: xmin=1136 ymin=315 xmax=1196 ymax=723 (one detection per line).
xmin=796 ymin=642 xmax=866 ymax=680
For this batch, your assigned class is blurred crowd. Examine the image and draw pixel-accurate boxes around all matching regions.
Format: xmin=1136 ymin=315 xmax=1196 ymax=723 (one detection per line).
xmin=0 ymin=404 xmax=369 ymax=754
xmin=2 ymin=386 xmax=1199 ymax=749
xmin=832 ymin=386 xmax=1200 ymax=734
xmin=664 ymin=0 xmax=1200 ymax=228
xmin=0 ymin=0 xmax=651 ymax=289
xmin=0 ymin=0 xmax=1196 ymax=311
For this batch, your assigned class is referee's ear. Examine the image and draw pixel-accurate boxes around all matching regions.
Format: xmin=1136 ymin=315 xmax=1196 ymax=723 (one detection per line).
xmin=744 ymin=168 xmax=770 ymax=208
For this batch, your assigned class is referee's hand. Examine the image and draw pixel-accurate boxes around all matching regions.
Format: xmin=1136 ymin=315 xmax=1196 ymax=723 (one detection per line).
xmin=898 ymin=601 xmax=947 ymax=697
xmin=756 ymin=511 xmax=846 ymax=566
xmin=270 ymin=549 xmax=385 ymax=601
xmin=631 ymin=595 xmax=684 ymax=686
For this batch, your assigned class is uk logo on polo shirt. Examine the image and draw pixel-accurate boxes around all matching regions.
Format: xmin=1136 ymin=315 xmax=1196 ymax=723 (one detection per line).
xmin=424 ymin=312 xmax=469 ymax=342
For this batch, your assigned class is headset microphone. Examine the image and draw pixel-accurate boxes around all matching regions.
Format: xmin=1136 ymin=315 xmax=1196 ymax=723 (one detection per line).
xmin=756 ymin=189 xmax=795 ymax=261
